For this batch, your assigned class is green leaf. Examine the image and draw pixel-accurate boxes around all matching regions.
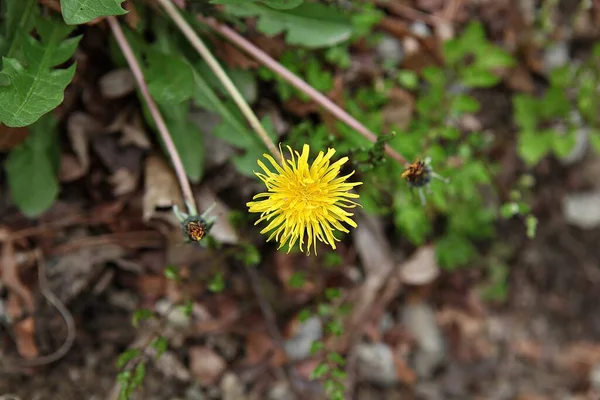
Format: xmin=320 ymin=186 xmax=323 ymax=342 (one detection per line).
xmin=146 ymin=52 xmax=195 ymax=105
xmin=450 ymin=94 xmax=480 ymax=115
xmin=210 ymin=0 xmax=304 ymax=9
xmin=526 ymin=215 xmax=538 ymax=238
xmin=61 ymin=0 xmax=127 ymax=25
xmin=518 ymin=131 xmax=552 ymax=166
xmin=460 ymin=68 xmax=500 ymax=88
xmin=298 ymin=308 xmax=312 ymax=323
xmin=164 ymin=265 xmax=180 ymax=281
xmin=310 ymin=362 xmax=329 ymax=380
xmin=151 ymin=336 xmax=169 ymax=359
xmin=310 ymin=340 xmax=324 ymax=355
xmin=225 ymin=2 xmax=352 ymax=48
xmin=460 ymin=21 xmax=485 ymax=47
xmin=551 ymin=131 xmax=577 ymax=158
xmin=1 ymin=0 xmax=39 ymax=61
xmin=288 ymin=271 xmax=305 ymax=288
xmin=180 ymin=300 xmax=194 ymax=317
xmin=325 ymin=288 xmax=341 ymax=300
xmin=132 ymin=309 xmax=154 ymax=328
xmin=0 ymin=17 xmax=81 ymax=127
xmin=442 ymin=38 xmax=466 ymax=64
xmin=397 ymin=69 xmax=419 ymax=90
xmin=474 ymin=46 xmax=515 ymax=69
xmin=116 ymin=349 xmax=140 ymax=369
xmin=435 ymin=234 xmax=477 ymax=270
xmin=513 ymin=95 xmax=538 ymax=131
xmin=5 ymin=114 xmax=60 ymax=217
xmin=208 ymin=272 xmax=225 ymax=292
xmin=131 ymin=361 xmax=146 ymax=388
xmin=327 ymin=352 xmax=346 ymax=366
xmin=590 ymin=131 xmax=600 ymax=155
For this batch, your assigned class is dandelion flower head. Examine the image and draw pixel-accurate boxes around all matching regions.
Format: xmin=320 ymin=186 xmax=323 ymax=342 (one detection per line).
xmin=247 ymin=144 xmax=362 ymax=255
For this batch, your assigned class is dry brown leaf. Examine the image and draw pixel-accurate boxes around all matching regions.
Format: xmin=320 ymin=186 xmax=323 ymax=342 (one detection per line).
xmin=6 ymin=293 xmax=38 ymax=359
xmin=120 ymin=112 xmax=152 ymax=149
xmin=196 ymin=187 xmax=240 ymax=245
xmin=143 ymin=154 xmax=184 ymax=224
xmin=394 ymin=355 xmax=417 ymax=385
xmin=59 ymin=153 xmax=86 ymax=182
xmin=211 ymin=36 xmax=259 ymax=70
xmin=511 ymin=339 xmax=543 ymax=364
xmin=244 ymin=331 xmax=287 ymax=367
xmin=0 ymin=124 xmax=29 ymax=151
xmin=189 ymin=346 xmax=227 ymax=386
xmin=99 ymin=68 xmax=136 ymax=99
xmin=382 ymin=87 xmax=415 ymax=131
xmin=400 ymin=245 xmax=439 ymax=286
xmin=67 ymin=112 xmax=102 ymax=175
xmin=108 ymin=168 xmax=139 ymax=196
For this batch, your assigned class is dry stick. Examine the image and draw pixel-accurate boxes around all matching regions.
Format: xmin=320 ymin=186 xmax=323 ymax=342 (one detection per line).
xmin=107 ymin=16 xmax=197 ymax=214
xmin=156 ymin=0 xmax=280 ymax=158
xmin=196 ymin=15 xmax=408 ymax=166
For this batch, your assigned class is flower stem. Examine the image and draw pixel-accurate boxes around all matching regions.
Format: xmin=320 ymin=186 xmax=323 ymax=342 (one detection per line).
xmin=156 ymin=0 xmax=280 ymax=158
xmin=107 ymin=16 xmax=197 ymax=214
xmin=195 ymin=14 xmax=408 ymax=166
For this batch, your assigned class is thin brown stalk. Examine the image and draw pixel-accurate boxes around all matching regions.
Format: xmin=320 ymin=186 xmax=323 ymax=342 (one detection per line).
xmin=156 ymin=0 xmax=280 ymax=158
xmin=195 ymin=14 xmax=408 ymax=165
xmin=107 ymin=16 xmax=197 ymax=213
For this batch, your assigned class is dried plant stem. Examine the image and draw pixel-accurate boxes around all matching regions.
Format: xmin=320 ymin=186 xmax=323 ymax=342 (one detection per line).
xmin=156 ymin=0 xmax=280 ymax=158
xmin=107 ymin=16 xmax=197 ymax=213
xmin=196 ymin=15 xmax=408 ymax=165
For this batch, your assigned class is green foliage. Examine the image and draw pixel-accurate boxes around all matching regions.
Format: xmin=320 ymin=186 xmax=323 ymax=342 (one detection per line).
xmin=225 ymin=2 xmax=353 ymax=48
xmin=210 ymin=0 xmax=304 ymax=9
xmin=0 ymin=15 xmax=81 ymax=127
xmin=5 ymin=114 xmax=60 ymax=217
xmin=60 ymin=0 xmax=127 ymax=25
xmin=132 ymin=308 xmax=155 ymax=328
xmin=208 ymin=272 xmax=226 ymax=292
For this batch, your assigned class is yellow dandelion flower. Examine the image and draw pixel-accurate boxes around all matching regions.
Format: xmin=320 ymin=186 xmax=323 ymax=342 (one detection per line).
xmin=247 ymin=144 xmax=362 ymax=255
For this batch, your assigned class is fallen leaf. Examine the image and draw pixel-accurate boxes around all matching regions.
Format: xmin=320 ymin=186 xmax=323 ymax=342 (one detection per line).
xmin=59 ymin=153 xmax=86 ymax=182
xmin=99 ymin=68 xmax=136 ymax=99
xmin=6 ymin=293 xmax=38 ymax=359
xmin=142 ymin=154 xmax=184 ymax=224
xmin=400 ymin=245 xmax=440 ymax=286
xmin=382 ymin=87 xmax=415 ymax=131
xmin=108 ymin=168 xmax=139 ymax=196
xmin=0 ymin=124 xmax=29 ymax=151
xmin=66 ymin=112 xmax=103 ymax=176
xmin=189 ymin=346 xmax=227 ymax=386
xmin=244 ymin=331 xmax=287 ymax=367
xmin=211 ymin=36 xmax=259 ymax=70
xmin=196 ymin=187 xmax=240 ymax=245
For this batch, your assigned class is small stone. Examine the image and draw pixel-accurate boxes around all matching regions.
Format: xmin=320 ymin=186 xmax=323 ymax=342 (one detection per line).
xmin=189 ymin=346 xmax=227 ymax=386
xmin=563 ymin=190 xmax=600 ymax=229
xmin=267 ymin=381 xmax=296 ymax=400
xmin=400 ymin=245 xmax=440 ymax=285
xmin=376 ymin=34 xmax=404 ymax=65
xmin=356 ymin=343 xmax=398 ymax=386
xmin=221 ymin=373 xmax=247 ymax=400
xmin=543 ymin=41 xmax=569 ymax=74
xmin=402 ymin=303 xmax=445 ymax=378
xmin=590 ymin=362 xmax=600 ymax=390
xmin=99 ymin=68 xmax=136 ymax=99
xmin=283 ymin=316 xmax=322 ymax=361
xmin=410 ymin=22 xmax=432 ymax=38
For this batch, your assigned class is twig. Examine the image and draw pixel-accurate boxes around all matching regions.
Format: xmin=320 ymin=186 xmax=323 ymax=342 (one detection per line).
xmin=107 ymin=16 xmax=198 ymax=214
xmin=0 ymin=250 xmax=76 ymax=369
xmin=156 ymin=0 xmax=280 ymax=158
xmin=195 ymin=15 xmax=408 ymax=165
